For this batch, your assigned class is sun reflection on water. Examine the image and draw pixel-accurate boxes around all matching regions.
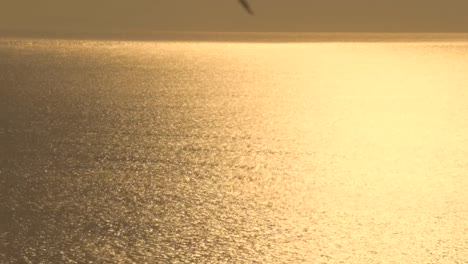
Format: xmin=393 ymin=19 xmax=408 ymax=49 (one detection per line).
xmin=2 ymin=39 xmax=468 ymax=263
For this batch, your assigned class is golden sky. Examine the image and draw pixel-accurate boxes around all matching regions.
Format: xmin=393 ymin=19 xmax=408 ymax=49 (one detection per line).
xmin=1 ymin=0 xmax=468 ymax=32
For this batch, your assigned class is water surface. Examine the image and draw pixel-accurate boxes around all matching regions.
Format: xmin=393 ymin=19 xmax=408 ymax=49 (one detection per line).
xmin=1 ymin=37 xmax=468 ymax=263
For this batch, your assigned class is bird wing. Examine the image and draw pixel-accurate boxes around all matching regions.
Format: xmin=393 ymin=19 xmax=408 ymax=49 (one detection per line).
xmin=239 ymin=0 xmax=254 ymax=15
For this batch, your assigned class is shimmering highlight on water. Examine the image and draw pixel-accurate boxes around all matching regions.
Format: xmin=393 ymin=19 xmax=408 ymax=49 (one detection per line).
xmin=1 ymin=38 xmax=468 ymax=263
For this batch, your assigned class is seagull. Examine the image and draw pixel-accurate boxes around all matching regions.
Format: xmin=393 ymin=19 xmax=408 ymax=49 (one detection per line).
xmin=239 ymin=0 xmax=254 ymax=15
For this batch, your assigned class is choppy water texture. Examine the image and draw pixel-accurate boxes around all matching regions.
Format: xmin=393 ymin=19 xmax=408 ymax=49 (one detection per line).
xmin=1 ymin=37 xmax=468 ymax=263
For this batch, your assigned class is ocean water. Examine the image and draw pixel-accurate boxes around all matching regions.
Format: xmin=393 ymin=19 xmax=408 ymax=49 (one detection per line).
xmin=1 ymin=37 xmax=468 ymax=263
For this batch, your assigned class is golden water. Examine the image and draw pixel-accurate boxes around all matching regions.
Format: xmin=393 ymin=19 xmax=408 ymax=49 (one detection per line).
xmin=1 ymin=38 xmax=467 ymax=263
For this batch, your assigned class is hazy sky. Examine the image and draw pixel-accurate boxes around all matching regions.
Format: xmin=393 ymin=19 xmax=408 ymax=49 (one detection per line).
xmin=1 ymin=0 xmax=468 ymax=32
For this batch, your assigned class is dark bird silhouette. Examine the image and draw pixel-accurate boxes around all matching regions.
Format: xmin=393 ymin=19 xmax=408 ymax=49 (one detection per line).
xmin=239 ymin=0 xmax=254 ymax=15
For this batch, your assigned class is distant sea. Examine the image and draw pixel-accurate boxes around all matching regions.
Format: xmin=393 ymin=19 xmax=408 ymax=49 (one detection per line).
xmin=1 ymin=34 xmax=467 ymax=263
xmin=2 ymin=30 xmax=468 ymax=42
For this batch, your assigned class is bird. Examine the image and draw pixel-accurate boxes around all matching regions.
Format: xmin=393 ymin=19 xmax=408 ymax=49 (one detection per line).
xmin=239 ymin=0 xmax=254 ymax=15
